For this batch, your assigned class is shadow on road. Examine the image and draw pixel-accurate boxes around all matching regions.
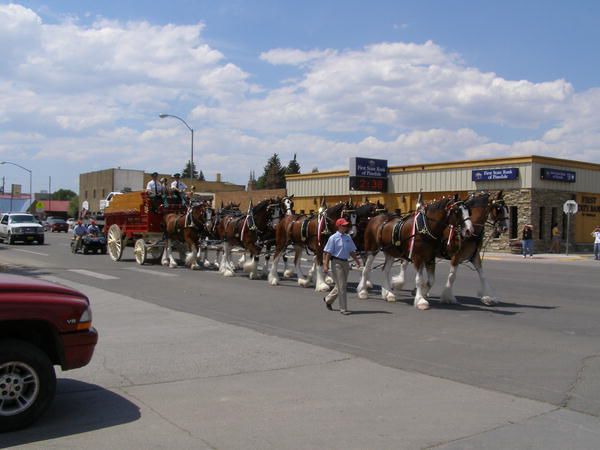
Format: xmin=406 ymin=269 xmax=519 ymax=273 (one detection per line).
xmin=2 ymin=379 xmax=140 ymax=446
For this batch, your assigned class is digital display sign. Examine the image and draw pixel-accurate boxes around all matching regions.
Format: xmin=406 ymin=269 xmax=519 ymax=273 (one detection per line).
xmin=472 ymin=168 xmax=519 ymax=181
xmin=540 ymin=168 xmax=576 ymax=183
xmin=349 ymin=176 xmax=388 ymax=192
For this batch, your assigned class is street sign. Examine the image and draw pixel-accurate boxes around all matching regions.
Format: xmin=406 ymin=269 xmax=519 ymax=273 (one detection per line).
xmin=563 ymin=200 xmax=578 ymax=215
xmin=35 ymin=201 xmax=44 ymax=212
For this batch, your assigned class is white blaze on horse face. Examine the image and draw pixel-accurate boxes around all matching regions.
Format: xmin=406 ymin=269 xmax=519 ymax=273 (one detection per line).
xmin=283 ymin=198 xmax=293 ymax=215
xmin=459 ymin=204 xmax=474 ymax=237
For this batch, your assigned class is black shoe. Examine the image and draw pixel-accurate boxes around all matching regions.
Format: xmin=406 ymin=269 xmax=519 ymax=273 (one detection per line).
xmin=323 ymin=297 xmax=333 ymax=311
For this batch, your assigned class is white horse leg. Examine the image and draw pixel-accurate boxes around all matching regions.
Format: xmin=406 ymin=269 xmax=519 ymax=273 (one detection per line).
xmin=413 ymin=265 xmax=430 ymax=310
xmin=268 ymin=252 xmax=282 ymax=285
xmin=246 ymin=256 xmax=259 ymax=280
xmin=282 ymin=254 xmax=293 ymax=278
xmin=440 ymin=263 xmax=459 ymax=304
xmin=237 ymin=252 xmax=246 ymax=270
xmin=161 ymin=240 xmax=170 ymax=267
xmin=392 ymin=260 xmax=408 ymax=290
xmin=186 ymin=244 xmax=200 ymax=270
xmin=296 ymin=247 xmax=311 ymax=287
xmin=473 ymin=254 xmax=498 ymax=306
xmin=357 ymin=254 xmax=375 ymax=299
xmin=222 ymin=243 xmax=235 ymax=277
xmin=314 ymin=261 xmax=331 ymax=292
xmin=425 ymin=261 xmax=435 ymax=297
xmin=261 ymin=253 xmax=270 ymax=279
xmin=380 ymin=255 xmax=396 ymax=302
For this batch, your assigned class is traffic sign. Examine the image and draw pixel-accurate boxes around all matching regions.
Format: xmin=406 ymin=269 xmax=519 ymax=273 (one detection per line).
xmin=35 ymin=201 xmax=44 ymax=212
xmin=563 ymin=200 xmax=578 ymax=215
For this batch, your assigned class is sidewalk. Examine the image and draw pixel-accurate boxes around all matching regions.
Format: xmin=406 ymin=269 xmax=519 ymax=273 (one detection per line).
xmin=483 ymin=251 xmax=595 ymax=262
xmin=4 ymin=276 xmax=600 ymax=450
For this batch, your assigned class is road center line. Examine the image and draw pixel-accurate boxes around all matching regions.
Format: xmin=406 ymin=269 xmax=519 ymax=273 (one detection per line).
xmin=12 ymin=248 xmax=49 ymax=256
xmin=68 ymin=269 xmax=119 ymax=280
xmin=125 ymin=267 xmax=179 ymax=277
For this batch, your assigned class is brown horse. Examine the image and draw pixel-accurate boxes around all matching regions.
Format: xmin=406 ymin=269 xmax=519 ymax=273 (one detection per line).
xmin=161 ymin=201 xmax=214 ymax=269
xmin=437 ymin=191 xmax=509 ymax=305
xmin=356 ymin=197 xmax=473 ymax=309
xmin=267 ymin=200 xmax=356 ymax=291
xmin=218 ymin=198 xmax=283 ymax=279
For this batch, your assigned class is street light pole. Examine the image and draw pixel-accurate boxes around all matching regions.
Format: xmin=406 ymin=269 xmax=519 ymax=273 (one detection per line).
xmin=1 ymin=161 xmax=33 ymax=211
xmin=159 ymin=114 xmax=194 ymax=179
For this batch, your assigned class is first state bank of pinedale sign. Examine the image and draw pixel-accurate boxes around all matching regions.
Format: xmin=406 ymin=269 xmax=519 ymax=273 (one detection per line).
xmin=472 ymin=168 xmax=519 ymax=181
xmin=349 ymin=157 xmax=388 ymax=192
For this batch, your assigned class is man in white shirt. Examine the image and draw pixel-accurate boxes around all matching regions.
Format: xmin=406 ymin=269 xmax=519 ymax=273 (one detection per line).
xmin=170 ymin=173 xmax=188 ymax=205
xmin=146 ymin=172 xmax=163 ymax=197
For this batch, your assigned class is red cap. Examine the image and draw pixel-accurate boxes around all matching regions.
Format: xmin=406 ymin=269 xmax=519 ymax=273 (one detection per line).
xmin=335 ymin=218 xmax=350 ymax=228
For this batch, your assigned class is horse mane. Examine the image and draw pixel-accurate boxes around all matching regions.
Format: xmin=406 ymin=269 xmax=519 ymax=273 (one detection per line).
xmin=325 ymin=201 xmax=348 ymax=217
xmin=466 ymin=191 xmax=490 ymax=208
xmin=426 ymin=197 xmax=453 ymax=211
xmin=253 ymin=198 xmax=272 ymax=212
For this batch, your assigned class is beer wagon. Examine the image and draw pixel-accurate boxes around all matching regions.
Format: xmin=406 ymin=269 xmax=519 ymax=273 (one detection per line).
xmin=103 ymin=191 xmax=186 ymax=264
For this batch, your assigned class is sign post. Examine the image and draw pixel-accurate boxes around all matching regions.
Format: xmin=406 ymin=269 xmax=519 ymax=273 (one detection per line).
xmin=563 ymin=200 xmax=578 ymax=255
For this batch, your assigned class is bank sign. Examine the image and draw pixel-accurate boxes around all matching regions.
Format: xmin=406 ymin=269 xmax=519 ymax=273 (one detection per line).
xmin=349 ymin=157 xmax=388 ymax=178
xmin=540 ymin=168 xmax=576 ymax=183
xmin=472 ymin=168 xmax=519 ymax=181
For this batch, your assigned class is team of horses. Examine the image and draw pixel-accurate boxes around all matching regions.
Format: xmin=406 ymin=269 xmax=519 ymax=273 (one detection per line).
xmin=159 ymin=190 xmax=509 ymax=310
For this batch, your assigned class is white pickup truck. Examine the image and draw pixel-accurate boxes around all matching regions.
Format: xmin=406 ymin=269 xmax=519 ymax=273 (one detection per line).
xmin=98 ymin=192 xmax=122 ymax=211
xmin=0 ymin=213 xmax=45 ymax=244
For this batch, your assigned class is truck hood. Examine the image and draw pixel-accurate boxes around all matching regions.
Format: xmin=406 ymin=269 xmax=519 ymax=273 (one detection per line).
xmin=0 ymin=273 xmax=89 ymax=303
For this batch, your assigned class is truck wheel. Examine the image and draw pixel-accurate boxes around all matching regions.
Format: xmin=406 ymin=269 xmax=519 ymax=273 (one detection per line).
xmin=0 ymin=339 xmax=57 ymax=432
xmin=83 ymin=246 xmax=89 ymax=255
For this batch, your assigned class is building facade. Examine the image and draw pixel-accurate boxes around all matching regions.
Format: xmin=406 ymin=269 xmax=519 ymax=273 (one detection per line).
xmin=286 ymin=155 xmax=600 ymax=252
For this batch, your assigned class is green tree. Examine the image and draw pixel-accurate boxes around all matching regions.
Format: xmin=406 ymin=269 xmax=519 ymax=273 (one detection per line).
xmin=286 ymin=153 xmax=301 ymax=175
xmin=256 ymin=153 xmax=285 ymax=189
xmin=68 ymin=196 xmax=79 ymax=218
xmin=51 ymin=189 xmax=77 ymax=200
xmin=198 ymin=170 xmax=205 ymax=181
xmin=182 ymin=161 xmax=199 ymax=179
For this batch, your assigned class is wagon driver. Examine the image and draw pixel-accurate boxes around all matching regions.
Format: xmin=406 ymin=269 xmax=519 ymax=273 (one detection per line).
xmin=146 ymin=171 xmax=165 ymax=212
xmin=170 ymin=173 xmax=188 ymax=205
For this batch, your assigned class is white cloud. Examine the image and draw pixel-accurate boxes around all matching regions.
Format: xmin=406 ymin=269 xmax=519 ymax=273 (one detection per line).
xmin=260 ymin=48 xmax=336 ymax=66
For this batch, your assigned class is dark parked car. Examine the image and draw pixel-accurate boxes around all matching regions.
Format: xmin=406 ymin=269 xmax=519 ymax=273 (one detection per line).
xmin=0 ymin=274 xmax=98 ymax=432
xmin=44 ymin=218 xmax=69 ymax=233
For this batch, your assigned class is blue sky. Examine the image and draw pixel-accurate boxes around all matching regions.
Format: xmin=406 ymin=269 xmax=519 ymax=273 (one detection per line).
xmin=1 ymin=1 xmax=599 ymax=194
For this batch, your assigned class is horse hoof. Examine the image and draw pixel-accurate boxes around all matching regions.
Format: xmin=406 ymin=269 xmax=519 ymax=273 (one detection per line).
xmin=415 ymin=301 xmax=430 ymax=310
xmin=481 ymin=296 xmax=498 ymax=306
xmin=283 ymin=269 xmax=294 ymax=278
xmin=191 ymin=265 xmax=201 ymax=271
xmin=357 ymin=290 xmax=369 ymax=300
xmin=223 ymin=269 xmax=234 ymax=277
xmin=386 ymin=293 xmax=397 ymax=302
xmin=315 ymin=284 xmax=331 ymax=292
xmin=169 ymin=262 xmax=178 ymax=269
xmin=298 ymin=279 xmax=311 ymax=288
xmin=269 ymin=278 xmax=279 ymax=286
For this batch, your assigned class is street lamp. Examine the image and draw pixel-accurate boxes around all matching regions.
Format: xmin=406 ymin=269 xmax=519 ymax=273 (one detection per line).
xmin=159 ymin=113 xmax=194 ymax=179
xmin=1 ymin=161 xmax=33 ymax=211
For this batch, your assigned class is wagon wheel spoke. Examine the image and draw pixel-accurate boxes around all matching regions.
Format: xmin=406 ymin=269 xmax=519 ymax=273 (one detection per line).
xmin=107 ymin=224 xmax=124 ymax=261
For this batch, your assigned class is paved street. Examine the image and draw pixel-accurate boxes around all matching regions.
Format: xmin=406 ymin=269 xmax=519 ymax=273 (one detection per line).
xmin=1 ymin=232 xmax=600 ymax=449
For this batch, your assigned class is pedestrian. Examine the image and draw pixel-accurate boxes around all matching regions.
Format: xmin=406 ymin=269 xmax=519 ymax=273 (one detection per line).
xmin=522 ymin=224 xmax=533 ymax=258
xmin=322 ymin=218 xmax=362 ymax=315
xmin=550 ymin=222 xmax=561 ymax=253
xmin=592 ymin=226 xmax=600 ymax=260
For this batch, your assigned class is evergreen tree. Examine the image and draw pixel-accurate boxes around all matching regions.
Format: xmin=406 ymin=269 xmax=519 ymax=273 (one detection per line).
xmin=256 ymin=153 xmax=286 ymax=189
xmin=286 ymin=153 xmax=301 ymax=174
xmin=198 ymin=170 xmax=205 ymax=181
xmin=311 ymin=167 xmax=319 ymax=173
xmin=182 ymin=161 xmax=199 ymax=179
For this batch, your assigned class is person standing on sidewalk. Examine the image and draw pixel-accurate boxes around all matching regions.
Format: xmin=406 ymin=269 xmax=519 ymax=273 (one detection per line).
xmin=323 ymin=218 xmax=362 ymax=315
xmin=592 ymin=226 xmax=600 ymax=260
xmin=550 ymin=222 xmax=561 ymax=253
xmin=522 ymin=224 xmax=533 ymax=258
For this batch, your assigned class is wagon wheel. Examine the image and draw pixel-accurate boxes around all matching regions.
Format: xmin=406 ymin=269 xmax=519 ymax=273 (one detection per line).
xmin=134 ymin=239 xmax=148 ymax=265
xmin=107 ymin=224 xmax=124 ymax=261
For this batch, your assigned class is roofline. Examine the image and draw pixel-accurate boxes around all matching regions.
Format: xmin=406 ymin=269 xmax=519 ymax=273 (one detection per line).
xmin=285 ymin=155 xmax=600 ymax=180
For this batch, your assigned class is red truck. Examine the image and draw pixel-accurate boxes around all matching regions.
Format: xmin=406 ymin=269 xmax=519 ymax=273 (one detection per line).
xmin=0 ymin=274 xmax=98 ymax=432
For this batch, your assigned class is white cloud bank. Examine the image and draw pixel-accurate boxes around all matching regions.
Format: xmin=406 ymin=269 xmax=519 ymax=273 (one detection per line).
xmin=0 ymin=3 xmax=599 ymax=192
